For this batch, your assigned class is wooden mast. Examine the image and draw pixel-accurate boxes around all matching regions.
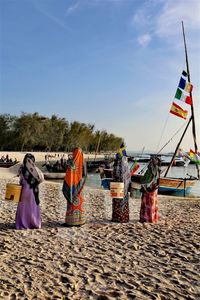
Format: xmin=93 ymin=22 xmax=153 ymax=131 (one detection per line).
xmin=164 ymin=22 xmax=199 ymax=179
xmin=94 ymin=133 xmax=101 ymax=162
xmin=181 ymin=21 xmax=199 ymax=179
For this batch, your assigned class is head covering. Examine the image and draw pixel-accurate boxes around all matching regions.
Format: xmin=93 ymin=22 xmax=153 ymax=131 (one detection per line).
xmin=62 ymin=148 xmax=86 ymax=203
xmin=141 ymin=156 xmax=161 ymax=192
xmin=21 ymin=153 xmax=44 ymax=205
xmin=117 ymin=142 xmax=128 ymax=158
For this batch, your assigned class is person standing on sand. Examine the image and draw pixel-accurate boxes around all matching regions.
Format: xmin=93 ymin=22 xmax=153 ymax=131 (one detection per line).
xmin=111 ymin=148 xmax=131 ymax=223
xmin=62 ymin=148 xmax=87 ymax=226
xmin=16 ymin=153 xmax=44 ymax=229
xmin=139 ymin=156 xmax=161 ymax=223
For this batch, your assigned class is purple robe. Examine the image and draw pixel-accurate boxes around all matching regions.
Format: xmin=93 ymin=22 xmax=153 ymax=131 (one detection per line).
xmin=15 ymin=174 xmax=41 ymax=229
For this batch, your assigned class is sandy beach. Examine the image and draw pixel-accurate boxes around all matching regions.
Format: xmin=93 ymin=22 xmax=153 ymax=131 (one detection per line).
xmin=0 ymin=171 xmax=200 ymax=300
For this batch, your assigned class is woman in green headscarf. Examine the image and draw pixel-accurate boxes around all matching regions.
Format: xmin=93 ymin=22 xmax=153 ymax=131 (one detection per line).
xmin=140 ymin=156 xmax=161 ymax=223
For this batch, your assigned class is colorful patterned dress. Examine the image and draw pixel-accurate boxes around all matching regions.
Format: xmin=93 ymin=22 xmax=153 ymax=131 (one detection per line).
xmin=140 ymin=156 xmax=161 ymax=223
xmin=62 ymin=148 xmax=87 ymax=226
xmin=112 ymin=155 xmax=131 ymax=223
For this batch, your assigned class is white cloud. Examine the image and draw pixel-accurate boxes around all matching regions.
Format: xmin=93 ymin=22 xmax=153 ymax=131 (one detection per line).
xmin=137 ymin=33 xmax=152 ymax=47
xmin=156 ymin=0 xmax=200 ymax=37
xmin=132 ymin=0 xmax=200 ymax=45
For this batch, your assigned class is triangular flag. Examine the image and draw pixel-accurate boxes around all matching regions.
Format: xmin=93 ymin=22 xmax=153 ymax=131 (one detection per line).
xmin=189 ymin=149 xmax=200 ymax=164
xmin=189 ymin=149 xmax=195 ymax=158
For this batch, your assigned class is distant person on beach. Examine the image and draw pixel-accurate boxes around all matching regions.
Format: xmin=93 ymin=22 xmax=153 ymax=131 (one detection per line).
xmin=140 ymin=156 xmax=161 ymax=223
xmin=15 ymin=153 xmax=44 ymax=229
xmin=111 ymin=151 xmax=131 ymax=223
xmin=117 ymin=142 xmax=128 ymax=158
xmin=62 ymin=148 xmax=87 ymax=226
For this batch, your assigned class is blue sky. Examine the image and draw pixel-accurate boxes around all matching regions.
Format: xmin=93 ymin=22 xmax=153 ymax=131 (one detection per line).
xmin=1 ymin=0 xmax=200 ymax=152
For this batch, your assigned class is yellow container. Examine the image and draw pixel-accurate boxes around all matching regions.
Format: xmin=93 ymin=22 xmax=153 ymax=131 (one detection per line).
xmin=5 ymin=183 xmax=22 ymax=203
xmin=110 ymin=182 xmax=124 ymax=199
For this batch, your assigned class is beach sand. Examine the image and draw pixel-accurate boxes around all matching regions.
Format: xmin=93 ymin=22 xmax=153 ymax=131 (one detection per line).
xmin=0 ymin=176 xmax=200 ymax=300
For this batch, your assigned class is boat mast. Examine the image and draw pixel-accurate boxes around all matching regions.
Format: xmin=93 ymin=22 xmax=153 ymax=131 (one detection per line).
xmin=94 ymin=133 xmax=101 ymax=162
xmin=182 ymin=21 xmax=199 ymax=179
xmin=164 ymin=117 xmax=192 ymax=177
xmin=164 ymin=22 xmax=199 ymax=179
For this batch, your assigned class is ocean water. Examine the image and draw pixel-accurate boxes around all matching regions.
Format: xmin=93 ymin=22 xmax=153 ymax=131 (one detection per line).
xmin=86 ymin=163 xmax=200 ymax=197
xmin=38 ymin=160 xmax=200 ymax=197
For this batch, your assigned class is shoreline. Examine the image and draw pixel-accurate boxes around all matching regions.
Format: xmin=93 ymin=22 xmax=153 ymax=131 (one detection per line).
xmin=0 ymin=150 xmax=112 ymax=163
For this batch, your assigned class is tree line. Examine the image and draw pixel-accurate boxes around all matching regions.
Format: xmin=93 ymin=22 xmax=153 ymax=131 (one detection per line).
xmin=0 ymin=113 xmax=123 ymax=152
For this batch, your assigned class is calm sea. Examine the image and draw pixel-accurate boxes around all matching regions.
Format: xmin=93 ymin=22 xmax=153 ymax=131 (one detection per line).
xmin=37 ymin=160 xmax=200 ymax=197
xmin=86 ymin=162 xmax=200 ymax=197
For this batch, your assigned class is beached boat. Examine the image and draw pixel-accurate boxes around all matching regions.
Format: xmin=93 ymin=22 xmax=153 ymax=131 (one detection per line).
xmin=0 ymin=161 xmax=19 ymax=168
xmin=43 ymin=163 xmax=66 ymax=173
xmin=131 ymin=173 xmax=196 ymax=195
xmin=43 ymin=172 xmax=64 ymax=180
xmin=100 ymin=165 xmax=196 ymax=196
xmin=100 ymin=22 xmax=199 ymax=197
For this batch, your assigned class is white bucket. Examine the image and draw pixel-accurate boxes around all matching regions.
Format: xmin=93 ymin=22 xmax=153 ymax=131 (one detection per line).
xmin=110 ymin=182 xmax=124 ymax=198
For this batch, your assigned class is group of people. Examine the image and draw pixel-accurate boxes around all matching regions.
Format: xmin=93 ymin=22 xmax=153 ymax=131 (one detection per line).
xmin=111 ymin=143 xmax=160 ymax=223
xmin=0 ymin=154 xmax=17 ymax=163
xmin=15 ymin=145 xmax=161 ymax=230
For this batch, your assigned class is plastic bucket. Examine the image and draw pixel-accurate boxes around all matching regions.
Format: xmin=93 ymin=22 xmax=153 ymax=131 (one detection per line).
xmin=110 ymin=182 xmax=124 ymax=198
xmin=5 ymin=184 xmax=22 ymax=203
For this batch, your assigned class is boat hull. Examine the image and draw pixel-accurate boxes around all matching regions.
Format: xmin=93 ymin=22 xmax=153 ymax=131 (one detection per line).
xmin=44 ymin=173 xmax=64 ymax=180
xmin=131 ymin=174 xmax=196 ymax=196
xmin=0 ymin=161 xmax=19 ymax=168
xmin=99 ymin=167 xmax=197 ymax=196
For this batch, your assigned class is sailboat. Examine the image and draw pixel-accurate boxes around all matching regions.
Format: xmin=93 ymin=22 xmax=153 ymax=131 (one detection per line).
xmin=131 ymin=21 xmax=199 ymax=196
xmin=100 ymin=22 xmax=199 ymax=196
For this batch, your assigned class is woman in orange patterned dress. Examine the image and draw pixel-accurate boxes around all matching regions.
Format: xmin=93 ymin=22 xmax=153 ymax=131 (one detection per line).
xmin=62 ymin=148 xmax=87 ymax=226
xmin=140 ymin=156 xmax=161 ymax=223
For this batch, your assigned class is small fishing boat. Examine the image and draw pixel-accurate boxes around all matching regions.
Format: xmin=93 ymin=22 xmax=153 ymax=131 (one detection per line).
xmin=131 ymin=173 xmax=196 ymax=196
xmin=0 ymin=161 xmax=19 ymax=168
xmin=43 ymin=172 xmax=64 ymax=180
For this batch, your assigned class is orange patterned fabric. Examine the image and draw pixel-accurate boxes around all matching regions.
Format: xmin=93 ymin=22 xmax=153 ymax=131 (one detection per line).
xmin=64 ymin=148 xmax=84 ymax=189
xmin=62 ymin=148 xmax=86 ymax=226
xmin=65 ymin=193 xmax=85 ymax=226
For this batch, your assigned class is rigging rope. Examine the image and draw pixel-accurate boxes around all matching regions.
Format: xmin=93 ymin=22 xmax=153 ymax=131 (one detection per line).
xmin=157 ymin=121 xmax=188 ymax=154
xmin=138 ymin=121 xmax=188 ymax=175
xmin=155 ymin=113 xmax=170 ymax=153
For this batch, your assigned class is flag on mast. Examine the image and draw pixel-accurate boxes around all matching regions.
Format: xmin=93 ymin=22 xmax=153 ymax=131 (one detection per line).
xmin=170 ymin=102 xmax=188 ymax=119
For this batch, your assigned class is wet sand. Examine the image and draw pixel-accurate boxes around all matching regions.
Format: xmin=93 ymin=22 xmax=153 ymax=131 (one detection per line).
xmin=0 ymin=177 xmax=200 ymax=300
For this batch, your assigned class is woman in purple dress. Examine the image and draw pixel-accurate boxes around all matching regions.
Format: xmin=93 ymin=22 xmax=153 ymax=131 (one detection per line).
xmin=16 ymin=153 xmax=44 ymax=229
